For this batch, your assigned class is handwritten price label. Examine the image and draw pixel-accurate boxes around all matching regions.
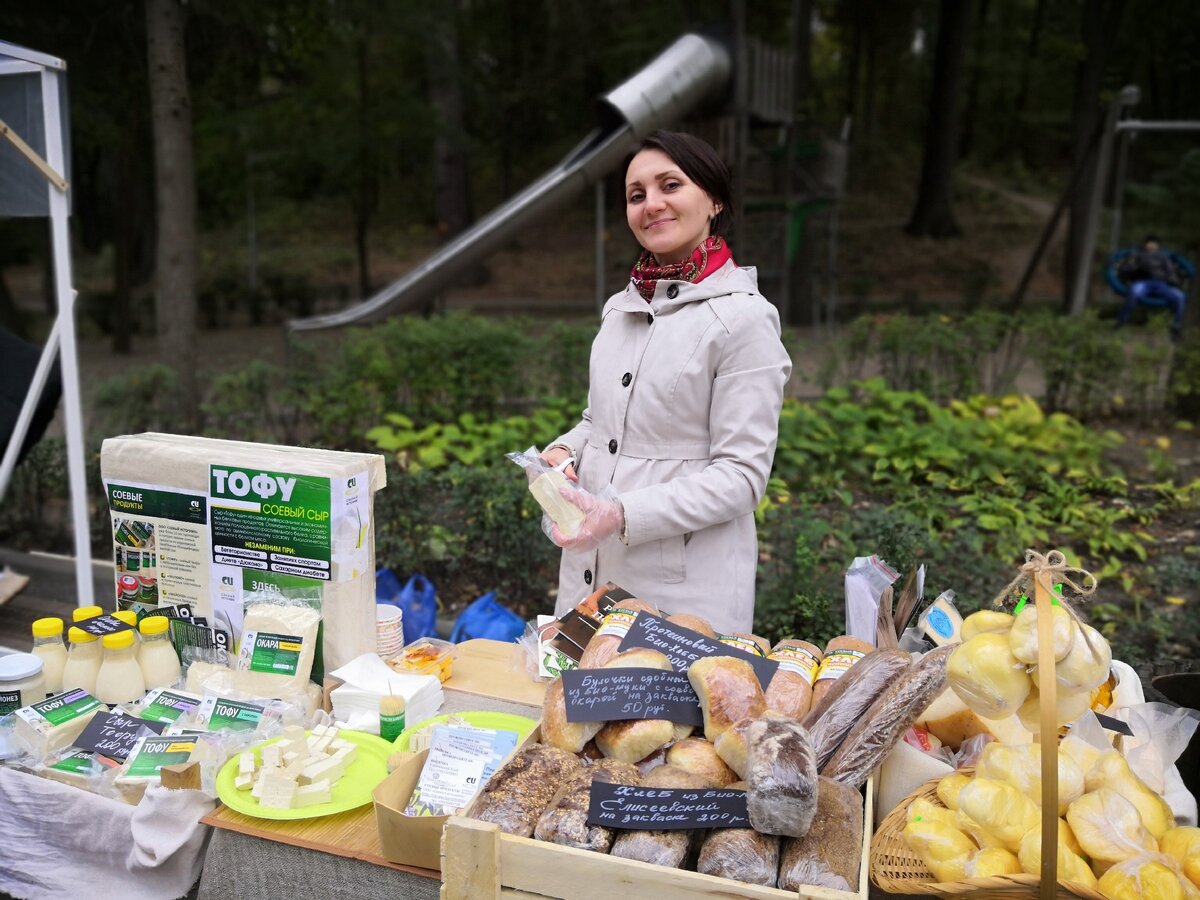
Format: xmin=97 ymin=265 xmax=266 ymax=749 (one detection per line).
xmin=560 ymin=668 xmax=704 ymax=725
xmin=586 ymin=783 xmax=750 ymax=830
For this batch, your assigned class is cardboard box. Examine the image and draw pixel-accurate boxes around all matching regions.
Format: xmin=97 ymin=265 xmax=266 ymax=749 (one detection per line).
xmin=373 ymin=725 xmax=542 ymax=871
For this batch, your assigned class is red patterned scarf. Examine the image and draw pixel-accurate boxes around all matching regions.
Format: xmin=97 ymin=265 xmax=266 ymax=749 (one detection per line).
xmin=630 ymin=235 xmax=733 ymax=302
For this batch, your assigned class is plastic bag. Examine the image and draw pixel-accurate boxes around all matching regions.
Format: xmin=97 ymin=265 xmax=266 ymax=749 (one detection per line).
xmin=449 ymin=592 xmax=525 ymax=643
xmin=377 ymin=569 xmax=439 ymax=644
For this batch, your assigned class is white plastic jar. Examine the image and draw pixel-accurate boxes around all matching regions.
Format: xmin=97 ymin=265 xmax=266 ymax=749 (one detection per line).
xmin=62 ymin=627 xmax=103 ymax=695
xmin=137 ymin=616 xmax=181 ymax=690
xmin=31 ymin=617 xmax=68 ymax=696
xmin=95 ymin=630 xmax=146 ymax=705
xmin=0 ymin=653 xmax=46 ymax=715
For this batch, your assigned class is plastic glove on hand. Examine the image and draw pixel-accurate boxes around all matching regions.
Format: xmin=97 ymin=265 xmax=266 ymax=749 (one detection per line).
xmin=538 ymin=446 xmax=578 ymax=483
xmin=550 ymin=486 xmax=624 ymax=551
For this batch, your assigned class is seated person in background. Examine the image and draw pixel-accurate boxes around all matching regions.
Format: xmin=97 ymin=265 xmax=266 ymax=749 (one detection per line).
xmin=1116 ymin=235 xmax=1188 ymax=337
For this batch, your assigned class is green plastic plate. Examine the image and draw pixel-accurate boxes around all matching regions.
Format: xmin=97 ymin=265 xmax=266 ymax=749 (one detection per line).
xmin=390 ymin=710 xmax=537 ymax=753
xmin=215 ymin=728 xmax=394 ymax=820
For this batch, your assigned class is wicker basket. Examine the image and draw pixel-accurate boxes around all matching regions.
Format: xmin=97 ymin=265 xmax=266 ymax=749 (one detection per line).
xmin=871 ymin=557 xmax=1110 ymax=900
xmin=870 ymin=776 xmax=1106 ymax=899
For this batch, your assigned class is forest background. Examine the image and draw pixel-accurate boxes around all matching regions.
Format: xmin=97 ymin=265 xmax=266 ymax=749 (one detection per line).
xmin=2 ymin=0 xmax=1200 ymax=665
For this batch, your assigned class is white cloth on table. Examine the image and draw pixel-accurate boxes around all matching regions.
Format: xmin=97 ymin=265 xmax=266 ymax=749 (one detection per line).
xmin=0 ymin=768 xmax=213 ymax=900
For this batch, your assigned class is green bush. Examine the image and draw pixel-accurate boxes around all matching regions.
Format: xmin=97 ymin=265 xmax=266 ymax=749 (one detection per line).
xmin=373 ymin=460 xmax=560 ymax=618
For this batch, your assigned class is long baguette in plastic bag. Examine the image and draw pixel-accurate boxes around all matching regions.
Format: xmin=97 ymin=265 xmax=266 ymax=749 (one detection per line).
xmin=804 ymin=648 xmax=912 ymax=769
xmin=821 ymin=644 xmax=955 ymax=789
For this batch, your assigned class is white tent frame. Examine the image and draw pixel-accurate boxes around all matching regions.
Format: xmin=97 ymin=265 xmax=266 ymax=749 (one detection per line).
xmin=0 ymin=40 xmax=93 ymax=608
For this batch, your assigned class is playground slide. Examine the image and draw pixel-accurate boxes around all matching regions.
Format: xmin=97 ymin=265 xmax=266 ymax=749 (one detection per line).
xmin=288 ymin=32 xmax=731 ymax=332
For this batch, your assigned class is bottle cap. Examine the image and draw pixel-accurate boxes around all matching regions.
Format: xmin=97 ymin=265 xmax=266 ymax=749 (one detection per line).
xmin=67 ymin=627 xmax=98 ymax=644
xmin=139 ymin=616 xmax=170 ymax=636
xmin=0 ymin=653 xmax=44 ymax=683
xmin=72 ymin=605 xmax=104 ymax=622
xmin=102 ymin=630 xmax=136 ymax=650
xmin=32 ymin=617 xmax=64 ymax=638
xmin=112 ymin=610 xmax=138 ymax=626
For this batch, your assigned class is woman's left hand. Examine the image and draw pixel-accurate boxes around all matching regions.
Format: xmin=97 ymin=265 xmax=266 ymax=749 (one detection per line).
xmin=550 ymin=487 xmax=624 ymax=551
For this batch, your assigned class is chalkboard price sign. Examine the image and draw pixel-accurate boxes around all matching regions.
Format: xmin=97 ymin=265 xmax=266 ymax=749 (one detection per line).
xmin=560 ymin=668 xmax=704 ymax=725
xmin=616 ymin=613 xmax=779 ymax=688
xmin=73 ymin=614 xmax=135 ymax=638
xmin=74 ymin=710 xmax=166 ymax=762
xmin=586 ymin=782 xmax=750 ymax=830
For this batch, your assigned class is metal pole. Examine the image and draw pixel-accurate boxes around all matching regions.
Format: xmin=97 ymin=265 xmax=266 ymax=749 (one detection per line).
xmin=1108 ymin=129 xmax=1132 ymax=256
xmin=1068 ymin=85 xmax=1139 ymax=317
xmin=42 ymin=67 xmax=94 ymax=606
xmin=595 ymin=178 xmax=605 ymax=316
xmin=0 ymin=320 xmax=60 ymax=501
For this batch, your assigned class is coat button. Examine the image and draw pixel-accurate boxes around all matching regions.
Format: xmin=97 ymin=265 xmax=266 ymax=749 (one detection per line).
xmin=666 ymin=284 xmax=679 ymax=299
xmin=646 ymin=313 xmax=654 ymax=325
xmin=584 ymin=569 xmax=593 ymax=585
xmin=608 ymin=439 xmax=618 ymax=454
xmin=621 ymin=372 xmax=632 ymax=387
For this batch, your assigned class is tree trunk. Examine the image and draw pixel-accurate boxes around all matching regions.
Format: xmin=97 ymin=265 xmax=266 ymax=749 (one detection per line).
xmin=905 ymin=0 xmax=972 ymax=238
xmin=1011 ymin=0 xmax=1046 ymax=162
xmin=1063 ymin=0 xmax=1127 ymax=312
xmin=353 ymin=30 xmax=375 ymax=299
xmin=793 ymin=0 xmax=814 ymax=118
xmin=427 ymin=3 xmax=472 ymax=240
xmin=145 ymin=0 xmax=197 ymax=421
xmin=111 ymin=133 xmax=137 ymax=355
xmin=959 ymin=0 xmax=990 ymax=160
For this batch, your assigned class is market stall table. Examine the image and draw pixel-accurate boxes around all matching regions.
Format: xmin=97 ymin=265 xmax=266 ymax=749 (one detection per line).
xmin=196 ymin=639 xmax=544 ymax=900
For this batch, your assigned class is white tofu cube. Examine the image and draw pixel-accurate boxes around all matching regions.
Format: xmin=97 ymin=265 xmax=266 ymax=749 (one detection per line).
xmin=283 ymin=755 xmax=307 ymax=780
xmin=260 ymin=744 xmax=281 ymax=768
xmin=238 ymin=752 xmax=257 ymax=776
xmin=258 ymin=771 xmax=298 ymax=809
xmin=332 ymin=745 xmax=357 ymax=766
xmin=299 ymin=754 xmax=344 ymax=786
xmin=295 ymin=780 xmax=332 ymax=807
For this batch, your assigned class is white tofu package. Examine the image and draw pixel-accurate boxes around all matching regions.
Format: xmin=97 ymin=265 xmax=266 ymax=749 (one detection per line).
xmin=101 ymin=433 xmax=386 ymax=671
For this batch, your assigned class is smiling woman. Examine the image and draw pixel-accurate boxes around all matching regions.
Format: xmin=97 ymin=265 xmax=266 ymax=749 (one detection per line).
xmin=538 ymin=130 xmax=793 ymax=634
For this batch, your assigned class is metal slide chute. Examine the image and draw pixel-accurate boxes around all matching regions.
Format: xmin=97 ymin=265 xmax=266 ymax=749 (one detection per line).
xmin=288 ymin=32 xmax=731 ymax=333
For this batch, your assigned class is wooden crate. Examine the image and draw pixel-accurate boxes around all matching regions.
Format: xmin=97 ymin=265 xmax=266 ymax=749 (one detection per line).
xmin=440 ymin=778 xmax=872 ymax=900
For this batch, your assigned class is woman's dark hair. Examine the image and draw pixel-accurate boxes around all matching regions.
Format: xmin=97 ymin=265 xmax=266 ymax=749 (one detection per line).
xmin=632 ymin=130 xmax=735 ymax=237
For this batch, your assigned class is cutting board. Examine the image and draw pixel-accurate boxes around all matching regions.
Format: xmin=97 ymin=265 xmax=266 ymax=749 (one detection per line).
xmin=444 ymin=639 xmax=547 ymax=708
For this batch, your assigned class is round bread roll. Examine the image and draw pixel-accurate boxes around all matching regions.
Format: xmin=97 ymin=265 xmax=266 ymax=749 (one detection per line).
xmin=712 ymin=715 xmax=756 ymax=779
xmin=666 ymin=613 xmax=716 ymax=637
xmin=635 ymin=745 xmax=669 ymax=776
xmin=594 ymin=647 xmax=677 ymax=762
xmin=542 ymin=676 xmax=603 ymax=753
xmin=595 ymin=718 xmax=676 ymax=763
xmin=666 ymin=737 xmax=738 ymax=787
xmin=688 ymin=656 xmax=767 ymax=742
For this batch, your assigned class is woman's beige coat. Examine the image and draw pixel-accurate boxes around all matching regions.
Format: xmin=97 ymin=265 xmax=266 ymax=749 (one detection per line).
xmin=551 ymin=261 xmax=792 ymax=634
